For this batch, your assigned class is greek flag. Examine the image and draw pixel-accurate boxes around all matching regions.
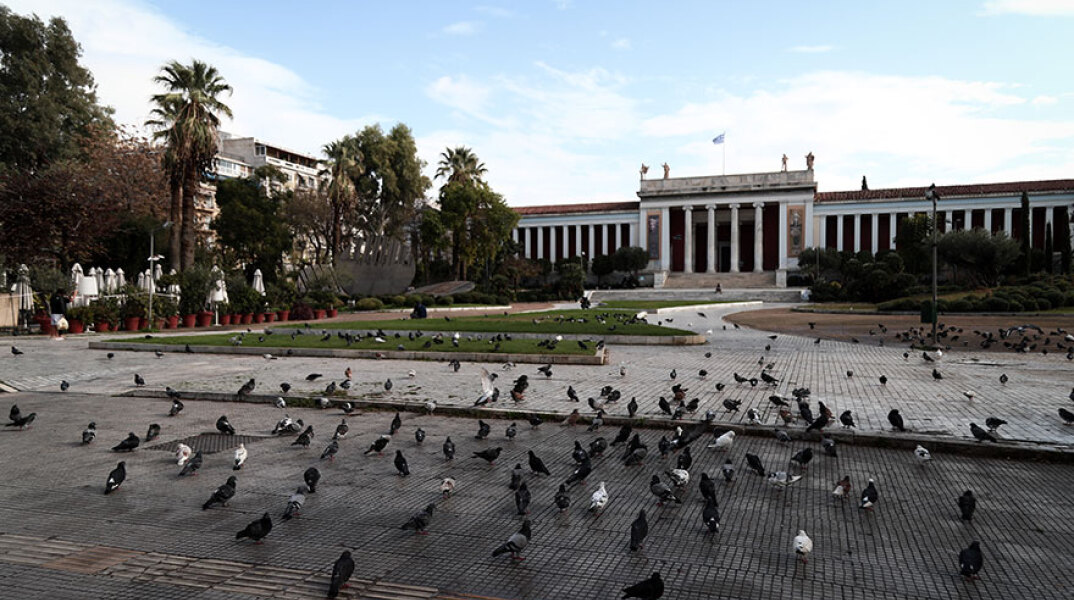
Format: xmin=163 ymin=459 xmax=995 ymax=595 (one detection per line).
xmin=712 ymin=133 xmax=725 ymax=145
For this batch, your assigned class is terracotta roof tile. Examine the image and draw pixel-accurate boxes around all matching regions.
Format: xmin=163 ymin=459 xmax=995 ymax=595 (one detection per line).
xmin=815 ymin=179 xmax=1074 ymax=203
xmin=514 ymin=201 xmax=640 ymax=215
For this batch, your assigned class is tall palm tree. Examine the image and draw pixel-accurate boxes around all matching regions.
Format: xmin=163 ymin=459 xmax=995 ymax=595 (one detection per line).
xmin=146 ymin=60 xmax=232 ymax=271
xmin=435 ymin=146 xmax=487 ymax=186
xmin=319 ymin=136 xmax=361 ymax=259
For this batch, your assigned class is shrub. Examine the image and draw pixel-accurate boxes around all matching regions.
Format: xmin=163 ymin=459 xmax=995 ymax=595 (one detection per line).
xmin=1065 ymin=291 xmax=1074 ymax=307
xmin=948 ymin=299 xmax=974 ymax=312
xmin=1035 ymin=298 xmax=1051 ymax=311
xmin=980 ymin=296 xmax=1009 ymax=311
xmin=437 ymin=295 xmax=454 ymax=306
xmin=290 ymin=301 xmax=314 ymax=320
xmin=1006 ymin=300 xmax=1023 ymax=312
xmin=355 ymin=297 xmax=384 ymax=311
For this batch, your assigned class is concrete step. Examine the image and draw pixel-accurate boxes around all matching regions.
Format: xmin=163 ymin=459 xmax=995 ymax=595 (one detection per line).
xmin=662 ymin=271 xmax=776 ymax=288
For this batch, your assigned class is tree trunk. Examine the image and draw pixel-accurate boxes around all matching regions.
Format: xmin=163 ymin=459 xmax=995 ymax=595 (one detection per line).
xmin=180 ymin=177 xmax=197 ymax=271
xmin=168 ymin=181 xmax=183 ymax=272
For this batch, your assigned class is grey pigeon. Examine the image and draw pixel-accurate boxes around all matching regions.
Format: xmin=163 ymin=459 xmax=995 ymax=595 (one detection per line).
xmin=491 ymin=519 xmax=531 ymax=560
xmin=179 ymin=451 xmax=202 ymax=476
xmin=82 ymin=422 xmax=97 ymax=444
xmin=554 ymin=484 xmax=571 ymax=511
xmin=443 ymin=436 xmax=455 ymax=459
xmin=282 ymin=487 xmax=305 ymax=520
xmin=649 ymin=475 xmax=681 ymax=505
xmin=629 ymin=509 xmax=648 ymax=551
xmin=400 ymin=503 xmax=436 ymax=535
xmin=622 ymin=572 xmax=663 ymax=600
xmin=514 ymin=482 xmax=531 ymax=515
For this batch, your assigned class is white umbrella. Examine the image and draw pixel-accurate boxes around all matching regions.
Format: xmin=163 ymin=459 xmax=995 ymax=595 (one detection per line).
xmin=94 ymin=267 xmax=104 ymax=294
xmin=136 ymin=271 xmax=146 ymax=292
xmin=153 ymin=263 xmax=163 ymax=282
xmin=208 ymin=266 xmax=227 ymax=304
xmin=252 ymin=269 xmax=266 ymax=296
xmin=116 ymin=268 xmax=126 ymax=289
xmin=78 ymin=268 xmax=99 ymax=306
xmin=104 ymin=269 xmax=116 ymax=294
xmin=143 ymin=269 xmax=155 ymax=293
xmin=14 ymin=264 xmax=33 ymax=314
xmin=70 ymin=263 xmax=84 ymax=289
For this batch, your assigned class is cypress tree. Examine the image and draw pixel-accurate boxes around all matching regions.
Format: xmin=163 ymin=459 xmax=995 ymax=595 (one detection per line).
xmin=1019 ymin=191 xmax=1031 ymax=276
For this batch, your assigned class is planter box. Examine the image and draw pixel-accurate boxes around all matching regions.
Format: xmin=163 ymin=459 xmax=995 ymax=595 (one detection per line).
xmin=196 ymin=312 xmax=213 ymax=327
xmin=68 ymin=319 xmax=85 ymax=334
xmin=241 ymin=313 xmax=254 ymax=325
xmin=277 ymin=310 xmax=290 ymax=322
xmin=182 ymin=314 xmax=197 ymax=328
xmin=138 ymin=317 xmax=148 ymax=330
xmin=314 ymin=309 xmax=327 ymax=320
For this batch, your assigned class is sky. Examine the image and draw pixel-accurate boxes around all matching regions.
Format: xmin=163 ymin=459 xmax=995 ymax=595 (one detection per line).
xmin=9 ymin=0 xmax=1074 ymax=206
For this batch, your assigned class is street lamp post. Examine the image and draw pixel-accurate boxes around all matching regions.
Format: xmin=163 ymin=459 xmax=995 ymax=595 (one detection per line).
xmin=926 ymin=184 xmax=940 ymax=347
xmin=147 ymin=221 xmax=173 ymax=328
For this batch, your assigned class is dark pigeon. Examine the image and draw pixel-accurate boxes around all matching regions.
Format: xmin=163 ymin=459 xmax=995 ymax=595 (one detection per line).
xmin=112 ymin=432 xmax=139 ymax=452
xmin=104 ymin=461 xmax=126 ymax=494
xmin=327 ymin=551 xmax=354 ymax=598
xmin=629 ymin=509 xmax=648 ymax=551
xmin=235 ymin=513 xmax=272 ymax=544
xmin=202 ymin=476 xmax=237 ymax=510
xmin=622 ymin=572 xmax=663 ymax=600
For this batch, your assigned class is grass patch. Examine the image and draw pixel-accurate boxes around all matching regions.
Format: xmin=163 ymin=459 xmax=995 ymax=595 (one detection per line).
xmin=598 ymin=300 xmax=738 ymax=310
xmin=288 ymin=308 xmax=692 ymax=336
xmin=120 ymin=331 xmax=596 ymax=356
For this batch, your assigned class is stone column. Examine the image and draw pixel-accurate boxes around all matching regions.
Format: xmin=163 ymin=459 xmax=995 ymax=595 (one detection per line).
xmin=588 ymin=224 xmax=595 ymax=259
xmin=683 ymin=207 xmax=693 ymax=273
xmin=549 ymin=226 xmax=557 ymax=263
xmin=637 ymin=212 xmax=647 ymax=255
xmin=836 ymin=215 xmax=844 ymax=251
xmin=984 ymin=208 xmax=992 ymax=233
xmin=804 ymin=201 xmax=814 ymax=250
xmin=853 ymin=214 xmax=862 ymax=253
xmin=730 ymin=203 xmax=740 ymax=272
xmin=625 ymin=223 xmax=633 ymax=246
xmin=536 ymin=226 xmax=544 ymax=260
xmin=817 ymin=215 xmax=826 ymax=249
xmin=660 ymin=206 xmax=671 ymax=271
xmin=562 ymin=226 xmax=569 ymax=259
xmin=516 ymin=228 xmax=525 ymax=257
xmin=778 ymin=202 xmax=788 ymax=269
xmin=1004 ymin=207 xmax=1013 ymax=236
xmin=706 ymin=204 xmax=716 ymax=273
xmin=753 ymin=202 xmax=764 ymax=272
xmin=889 ymin=213 xmax=897 ymax=249
xmin=611 ymin=223 xmax=620 ymax=254
xmin=870 ymin=213 xmax=879 ymax=254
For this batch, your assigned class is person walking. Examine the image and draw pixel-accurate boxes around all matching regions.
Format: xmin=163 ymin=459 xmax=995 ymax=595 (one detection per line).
xmin=48 ymin=288 xmax=74 ymax=340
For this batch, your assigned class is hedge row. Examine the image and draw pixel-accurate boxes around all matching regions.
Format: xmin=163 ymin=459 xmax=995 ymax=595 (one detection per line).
xmin=878 ymin=280 xmax=1074 ymax=313
xmin=350 ymin=291 xmax=514 ymax=312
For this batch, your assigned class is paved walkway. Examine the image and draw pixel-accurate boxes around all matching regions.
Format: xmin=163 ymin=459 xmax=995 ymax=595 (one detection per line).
xmin=0 ymin=393 xmax=1070 ymax=599
xmin=3 ymin=304 xmax=1073 ymax=448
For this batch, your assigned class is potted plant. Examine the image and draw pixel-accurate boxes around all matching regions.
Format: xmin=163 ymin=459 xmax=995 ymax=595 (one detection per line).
xmin=66 ymin=305 xmax=93 ymax=334
xmin=218 ymin=303 xmax=232 ymax=326
xmin=92 ymin=298 xmax=118 ymax=332
xmin=154 ymin=295 xmax=179 ymax=329
xmin=120 ymin=288 xmax=147 ymax=331
xmin=264 ymin=307 xmax=277 ymax=323
xmin=178 ymin=267 xmax=212 ymax=327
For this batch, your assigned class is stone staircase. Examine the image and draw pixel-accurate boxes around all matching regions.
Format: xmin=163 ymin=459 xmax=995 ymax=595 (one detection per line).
xmin=662 ymin=271 xmax=777 ymax=289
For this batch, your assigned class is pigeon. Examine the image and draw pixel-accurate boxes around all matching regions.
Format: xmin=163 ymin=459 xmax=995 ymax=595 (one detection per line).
xmin=984 ymin=417 xmax=1007 ymax=433
xmin=401 ymin=503 xmax=436 ymax=534
xmin=666 ymin=468 xmax=689 ymax=488
xmin=324 ymin=381 xmax=336 ymax=395
xmin=589 ymin=482 xmax=609 ymax=513
xmin=587 ymin=410 xmax=605 ymax=432
xmin=280 ymin=382 xmax=292 ymax=393
xmin=839 ymin=410 xmax=855 ymax=428
xmin=134 ymin=373 xmax=145 ymax=387
xmin=306 ymin=373 xmax=322 ymax=381
xmin=722 ymin=398 xmax=741 ymax=412
xmin=528 ymin=450 xmax=551 ymax=476
xmin=236 ymin=513 xmax=273 ymax=544
xmin=515 ymin=482 xmax=531 ymax=515
xmin=959 ymin=541 xmax=983 ymax=581
xmin=860 ymin=478 xmax=878 ymax=510
xmin=59 ymin=380 xmax=69 ymax=392
xmin=168 ymin=399 xmax=184 ymax=417
xmin=237 ymin=378 xmax=256 ymax=398
xmin=384 ymin=378 xmax=393 ymax=391
xmin=1060 ymin=407 xmax=1074 ymax=425
xmin=611 ymin=425 xmax=632 ymax=446
xmin=745 ymin=453 xmax=766 ymax=476
xmin=216 ymin=415 xmax=235 ymax=435
xmin=627 ymin=397 xmax=639 ymax=417
xmin=793 ymin=530 xmax=813 ymax=563
xmin=832 ymin=476 xmax=851 ymax=500
xmin=562 ymin=409 xmax=580 ymax=426
xmin=475 ymin=420 xmax=491 ymax=439
xmin=327 ymin=551 xmax=355 ymax=598
xmin=999 ymin=373 xmax=1008 ymax=384
xmin=746 ymin=407 xmax=760 ymax=425
xmin=821 ymin=436 xmax=837 ymax=457
xmin=565 ymin=458 xmax=592 ymax=487
xmin=767 ymin=471 xmax=803 ymax=488
xmin=509 ymin=464 xmax=525 ymax=490
xmin=82 ymin=422 xmax=97 ymax=444
xmin=393 ymin=450 xmax=410 ymax=476
xmin=475 ymin=368 xmax=496 ymax=406
xmin=179 ymin=451 xmax=203 ymax=476
xmin=4 ymin=410 xmax=36 ymax=430
xmin=112 ymin=432 xmax=139 ymax=452
xmin=443 ymin=436 xmax=456 ymax=460
xmin=505 ymin=422 xmax=517 ymax=441
xmin=293 ymin=426 xmax=315 ymax=448
xmin=774 ymin=429 xmax=791 ymax=443
xmin=440 ymin=477 xmax=456 ymax=498
xmin=104 ymin=461 xmax=126 ymax=494
xmin=676 ymin=446 xmax=693 ymax=470
xmin=389 ymin=412 xmax=402 ymax=435
xmin=887 ymin=409 xmax=906 ymax=432
xmin=622 ymin=572 xmax=664 ymax=600
xmin=335 ymin=419 xmax=349 ymax=439
xmin=623 ymin=437 xmax=648 ymax=466
xmin=790 ymin=447 xmax=813 ymax=470
xmin=303 ymin=467 xmax=320 ymax=493
xmin=274 ymin=397 xmax=286 ymax=409
xmin=10 ymin=346 xmax=23 ymax=356
xmin=805 ymin=412 xmax=830 ymax=432
xmin=472 ymin=447 xmax=502 ymax=465
xmin=958 ymin=490 xmax=976 ymax=521
xmin=553 ymin=484 xmax=571 ymax=512
xmin=282 ymin=487 xmax=306 ymax=520
xmin=879 ymin=375 xmax=887 ymax=385
xmin=364 ymin=435 xmax=390 ymax=455
xmin=234 ymin=443 xmax=248 ymax=470
xmin=650 ymin=475 xmax=681 ymax=505
xmin=572 ymin=441 xmax=589 ymax=463
xmin=492 ymin=519 xmax=531 ymax=560
xmin=720 ymin=459 xmax=735 ymax=483
xmin=702 ymin=498 xmax=720 ymax=532
xmin=145 ymin=423 xmax=160 ymax=442
xmin=969 ymin=423 xmax=996 ymax=442
xmin=320 ymin=440 xmax=339 ymax=461
xmin=709 ymin=430 xmax=734 ymax=451
xmin=424 ymin=400 xmax=437 ymax=414
xmin=202 ymin=476 xmax=237 ymax=510
xmin=528 ymin=416 xmax=543 ymax=429
xmin=176 ymin=443 xmax=192 ymax=466
xmin=629 ymin=509 xmax=649 ymax=551
xmin=914 ymin=445 xmax=932 ymax=465
xmin=414 ymin=427 xmax=426 ymax=444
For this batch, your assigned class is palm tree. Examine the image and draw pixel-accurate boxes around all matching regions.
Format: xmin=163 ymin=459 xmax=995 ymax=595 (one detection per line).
xmin=319 ymin=136 xmax=361 ymax=259
xmin=146 ymin=60 xmax=232 ymax=271
xmin=435 ymin=146 xmax=487 ymax=186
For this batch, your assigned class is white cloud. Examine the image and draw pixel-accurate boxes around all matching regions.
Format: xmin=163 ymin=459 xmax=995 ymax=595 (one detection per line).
xmin=789 ymin=45 xmax=834 ymax=53
xmin=611 ymin=38 xmax=631 ymax=50
xmin=443 ymin=21 xmax=481 ymax=35
xmin=9 ymin=0 xmax=380 ymax=157
xmin=1032 ymin=95 xmax=1059 ymax=105
xmin=981 ymin=0 xmax=1074 ymax=15
xmin=474 ymin=5 xmax=514 ymax=18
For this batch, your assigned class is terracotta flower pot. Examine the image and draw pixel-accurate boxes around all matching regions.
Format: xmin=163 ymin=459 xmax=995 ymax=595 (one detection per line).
xmin=241 ymin=313 xmax=254 ymax=324
xmin=95 ymin=322 xmax=111 ymax=332
xmin=124 ymin=316 xmax=141 ymax=331
xmin=182 ymin=314 xmax=197 ymax=328
xmin=253 ymin=313 xmax=265 ymax=324
xmin=196 ymin=312 xmax=213 ymax=327
xmin=314 ymin=309 xmax=327 ymax=320
xmin=68 ymin=319 xmax=84 ymax=334
xmin=138 ymin=317 xmax=148 ymax=330
xmin=264 ymin=312 xmax=276 ymax=323
xmin=277 ymin=310 xmax=290 ymax=322
xmin=220 ymin=314 xmax=232 ymax=325
xmin=166 ymin=315 xmax=179 ymax=329
xmin=328 ymin=308 xmax=338 ymax=318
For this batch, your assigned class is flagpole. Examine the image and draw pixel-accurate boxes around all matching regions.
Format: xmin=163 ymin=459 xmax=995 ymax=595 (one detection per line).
xmin=722 ymin=137 xmax=726 ymax=176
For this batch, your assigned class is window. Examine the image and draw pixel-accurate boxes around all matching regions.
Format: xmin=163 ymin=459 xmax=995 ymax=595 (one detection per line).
xmin=255 ymin=144 xmax=266 ymax=156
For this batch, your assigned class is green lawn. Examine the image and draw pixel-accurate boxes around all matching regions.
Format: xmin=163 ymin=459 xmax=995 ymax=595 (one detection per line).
xmin=598 ymin=300 xmax=737 ymax=310
xmin=120 ymin=331 xmax=597 ymax=356
xmin=285 ymin=308 xmax=693 ymax=336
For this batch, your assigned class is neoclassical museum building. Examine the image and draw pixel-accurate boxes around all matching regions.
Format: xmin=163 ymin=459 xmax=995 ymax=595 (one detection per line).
xmin=511 ymin=163 xmax=1074 ymax=287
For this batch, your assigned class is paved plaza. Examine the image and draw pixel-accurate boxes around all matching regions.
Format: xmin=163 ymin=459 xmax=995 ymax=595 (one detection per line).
xmin=0 ymin=303 xmax=1073 ymax=599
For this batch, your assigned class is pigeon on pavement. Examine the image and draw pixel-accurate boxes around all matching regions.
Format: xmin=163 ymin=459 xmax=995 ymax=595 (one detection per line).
xmin=969 ymin=423 xmax=996 ymax=442
xmin=179 ymin=451 xmax=202 ymax=476
xmin=702 ymin=498 xmax=720 ymax=532
xmin=282 ymin=487 xmax=306 ymax=520
xmin=236 ymin=513 xmax=272 ymax=543
xmin=401 ymin=503 xmax=436 ymax=534
xmin=216 ymin=415 xmax=235 ymax=435
xmin=364 ymin=435 xmax=390 ymax=455
xmin=528 ymin=450 xmax=551 ymax=476
xmin=327 ymin=551 xmax=354 ymax=598
xmin=860 ymin=478 xmax=879 ymax=510
xmin=629 ymin=509 xmax=648 ymax=551
xmin=394 ymin=450 xmax=410 ymax=476
xmin=959 ymin=541 xmax=983 ymax=581
xmin=491 ymin=519 xmax=531 ymax=560
xmin=202 ymin=476 xmax=237 ymax=510
xmin=112 ymin=432 xmax=139 ymax=452
xmin=914 ymin=445 xmax=932 ymax=465
xmin=82 ymin=422 xmax=97 ymax=444
xmin=650 ymin=475 xmax=682 ymax=505
xmin=303 ymin=467 xmax=320 ymax=493
xmin=958 ymin=490 xmax=976 ymax=522
xmin=472 ymin=447 xmax=502 ymax=465
xmin=589 ymin=482 xmax=609 ymax=514
xmin=104 ymin=461 xmax=126 ymax=494
xmin=793 ymin=530 xmax=813 ymax=563
xmin=622 ymin=572 xmax=664 ymax=600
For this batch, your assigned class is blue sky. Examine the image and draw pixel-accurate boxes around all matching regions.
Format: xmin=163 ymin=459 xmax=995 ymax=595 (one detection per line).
xmin=12 ymin=0 xmax=1074 ymax=205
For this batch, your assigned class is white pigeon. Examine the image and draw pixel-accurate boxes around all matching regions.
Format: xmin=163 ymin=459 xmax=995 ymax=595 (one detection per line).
xmin=767 ymin=471 xmax=803 ymax=488
xmin=832 ymin=483 xmax=847 ymax=499
xmin=666 ymin=469 xmax=690 ymax=487
xmin=424 ymin=400 xmax=437 ymax=415
xmin=619 ymin=363 xmax=627 ymax=377
xmin=476 ymin=368 xmax=495 ymax=405
xmin=439 ymin=477 xmax=456 ymax=497
xmin=635 ymin=311 xmax=648 ymax=321
xmin=274 ymin=397 xmax=286 ymax=409
xmin=747 ymin=408 xmax=760 ymax=425
xmin=263 ymin=353 xmax=276 ymax=360
xmin=316 ymin=397 xmax=330 ymax=409
xmin=374 ymin=336 xmax=385 ymax=343
xmin=233 ymin=443 xmax=248 ymax=470
xmin=175 ymin=443 xmax=192 ymax=466
xmin=914 ymin=445 xmax=932 ymax=465
xmin=708 ymin=430 xmax=735 ymax=451
xmin=589 ymin=482 xmax=609 ymax=514
xmin=407 ymin=369 xmax=416 ymax=379
xmin=963 ymin=390 xmax=976 ymax=400
xmin=793 ymin=530 xmax=813 ymax=563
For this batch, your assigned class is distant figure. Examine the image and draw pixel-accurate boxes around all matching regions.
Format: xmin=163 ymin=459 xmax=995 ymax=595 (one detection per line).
xmin=410 ymin=302 xmax=427 ymax=319
xmin=862 ymin=175 xmax=869 ymax=190
xmin=662 ymin=162 xmax=670 ymax=179
xmin=805 ymin=152 xmax=815 ymax=170
xmin=49 ymin=288 xmax=74 ymax=340
xmin=579 ymin=296 xmax=591 ymax=310
xmin=781 ymin=154 xmax=788 ymax=172
xmin=715 ymin=283 xmax=722 ymax=295
xmin=640 ymin=164 xmax=649 ymax=179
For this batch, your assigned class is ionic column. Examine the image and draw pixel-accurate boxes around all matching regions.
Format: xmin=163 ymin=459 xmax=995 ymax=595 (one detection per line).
xmin=536 ymin=226 xmax=544 ymax=260
xmin=853 ymin=214 xmax=862 ymax=253
xmin=1004 ymin=207 xmax=1013 ymax=236
xmin=562 ymin=226 xmax=569 ymax=258
xmin=660 ymin=207 xmax=671 ymax=271
xmin=588 ymin=224 xmax=595 ymax=259
xmin=730 ymin=203 xmax=741 ymax=272
xmin=870 ymin=213 xmax=879 ymax=254
xmin=836 ymin=215 xmax=845 ymax=251
xmin=778 ymin=202 xmax=788 ymax=269
xmin=753 ymin=202 xmax=764 ymax=272
xmin=683 ymin=207 xmax=694 ymax=273
xmin=706 ymin=204 xmax=716 ymax=273
xmin=984 ymin=209 xmax=993 ymax=233
xmin=637 ymin=212 xmax=647 ymax=255
xmin=549 ymin=226 xmax=557 ymax=263
xmin=818 ymin=216 xmax=827 ymax=249
xmin=889 ymin=214 xmax=897 ymax=249
xmin=516 ymin=228 xmax=524 ymax=257
xmin=611 ymin=223 xmax=620 ymax=253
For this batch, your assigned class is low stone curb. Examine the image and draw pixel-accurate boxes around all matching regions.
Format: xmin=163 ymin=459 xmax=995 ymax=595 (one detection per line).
xmin=264 ymin=327 xmax=706 ymax=346
xmin=118 ymin=389 xmax=1074 ymax=463
xmin=88 ymin=340 xmax=607 ymax=365
xmin=650 ymin=301 xmax=762 ymax=314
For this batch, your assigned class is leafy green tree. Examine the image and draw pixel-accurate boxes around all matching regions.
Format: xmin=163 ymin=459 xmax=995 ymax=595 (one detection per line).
xmin=439 ymin=181 xmax=519 ymax=280
xmin=937 ymin=229 xmax=1020 ymax=287
xmin=211 ymin=167 xmax=293 ymax=282
xmin=348 ymin=124 xmax=430 ymax=242
xmin=613 ymin=246 xmax=649 ymax=275
xmin=1019 ymin=191 xmax=1031 ymax=276
xmin=436 ymin=146 xmax=487 ymax=185
xmin=146 ymin=59 xmax=233 ymax=272
xmin=895 ymin=214 xmax=934 ymax=275
xmin=591 ymin=254 xmax=615 ymax=283
xmin=320 ymin=135 xmax=360 ymax=259
xmin=0 ymin=7 xmax=113 ymax=172
xmin=282 ymin=187 xmax=333 ymax=264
